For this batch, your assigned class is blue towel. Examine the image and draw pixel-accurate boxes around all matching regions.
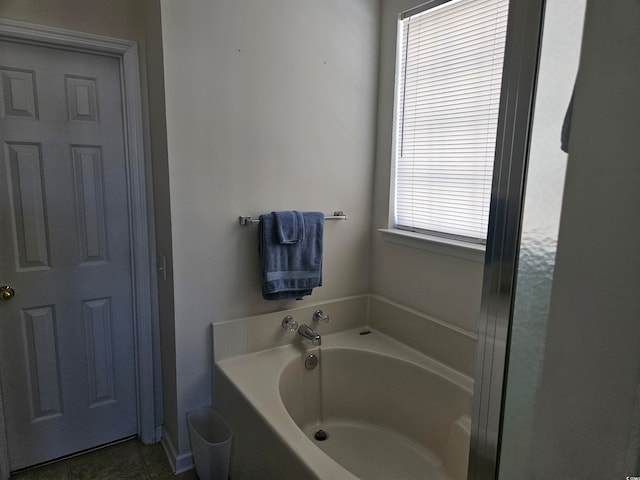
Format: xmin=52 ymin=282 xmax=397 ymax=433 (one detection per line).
xmin=561 ymin=88 xmax=574 ymax=153
xmin=258 ymin=211 xmax=324 ymax=300
xmin=273 ymin=210 xmax=305 ymax=244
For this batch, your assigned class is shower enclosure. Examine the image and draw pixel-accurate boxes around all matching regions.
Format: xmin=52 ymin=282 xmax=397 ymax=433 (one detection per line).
xmin=469 ymin=0 xmax=640 ymax=478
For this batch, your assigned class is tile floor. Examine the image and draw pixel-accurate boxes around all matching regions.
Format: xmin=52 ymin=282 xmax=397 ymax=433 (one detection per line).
xmin=9 ymin=439 xmax=198 ymax=480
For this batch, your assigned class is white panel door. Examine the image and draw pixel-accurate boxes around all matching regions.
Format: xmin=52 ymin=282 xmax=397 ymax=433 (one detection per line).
xmin=0 ymin=40 xmax=137 ymax=470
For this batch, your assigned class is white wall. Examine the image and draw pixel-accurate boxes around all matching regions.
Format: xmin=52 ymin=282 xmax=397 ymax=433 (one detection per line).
xmin=370 ymin=0 xmax=484 ymax=334
xmin=0 ymin=0 xmax=145 ymax=40
xmin=160 ymin=0 xmax=380 ymax=457
xmin=529 ymin=0 xmax=640 ymax=477
xmin=141 ymin=0 xmax=176 ymax=448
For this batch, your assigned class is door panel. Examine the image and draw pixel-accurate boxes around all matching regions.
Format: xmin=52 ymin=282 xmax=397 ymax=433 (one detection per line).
xmin=0 ymin=40 xmax=137 ymax=470
xmin=5 ymin=141 xmax=51 ymax=269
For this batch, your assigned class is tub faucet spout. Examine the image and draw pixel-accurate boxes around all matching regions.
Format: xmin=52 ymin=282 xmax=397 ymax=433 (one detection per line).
xmin=298 ymin=324 xmax=321 ymax=346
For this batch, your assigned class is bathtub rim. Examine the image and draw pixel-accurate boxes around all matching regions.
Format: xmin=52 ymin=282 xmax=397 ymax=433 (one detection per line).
xmin=215 ymin=327 xmax=473 ymax=479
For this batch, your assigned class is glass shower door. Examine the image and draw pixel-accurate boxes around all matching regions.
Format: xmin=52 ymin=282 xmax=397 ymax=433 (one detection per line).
xmin=468 ymin=0 xmax=586 ymax=477
xmin=498 ymin=0 xmax=586 ymax=477
xmin=472 ymin=0 xmax=640 ymax=478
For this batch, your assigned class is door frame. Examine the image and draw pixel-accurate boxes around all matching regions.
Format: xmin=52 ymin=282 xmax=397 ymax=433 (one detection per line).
xmin=0 ymin=18 xmax=157 ymax=476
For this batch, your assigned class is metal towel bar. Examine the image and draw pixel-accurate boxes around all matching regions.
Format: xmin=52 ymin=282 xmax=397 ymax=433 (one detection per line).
xmin=238 ymin=211 xmax=347 ymax=226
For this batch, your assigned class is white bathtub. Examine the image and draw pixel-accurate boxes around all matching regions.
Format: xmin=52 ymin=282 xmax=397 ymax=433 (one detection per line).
xmin=215 ymin=328 xmax=472 ymax=479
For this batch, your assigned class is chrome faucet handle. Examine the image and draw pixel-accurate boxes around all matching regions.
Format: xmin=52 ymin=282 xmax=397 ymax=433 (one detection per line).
xmin=282 ymin=315 xmax=298 ymax=332
xmin=313 ymin=310 xmax=330 ymax=324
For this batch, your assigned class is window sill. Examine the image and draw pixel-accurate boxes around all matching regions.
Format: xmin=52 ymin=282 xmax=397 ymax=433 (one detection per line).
xmin=378 ymin=228 xmax=486 ymax=263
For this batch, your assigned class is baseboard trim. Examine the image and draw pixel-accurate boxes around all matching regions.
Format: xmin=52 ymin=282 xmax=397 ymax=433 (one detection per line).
xmin=161 ymin=427 xmax=193 ymax=473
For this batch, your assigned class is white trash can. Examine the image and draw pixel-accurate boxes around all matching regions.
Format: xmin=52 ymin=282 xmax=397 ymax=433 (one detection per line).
xmin=187 ymin=406 xmax=233 ymax=480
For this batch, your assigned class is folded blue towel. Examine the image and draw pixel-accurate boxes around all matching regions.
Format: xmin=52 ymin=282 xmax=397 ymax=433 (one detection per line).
xmin=273 ymin=210 xmax=305 ymax=244
xmin=258 ymin=211 xmax=324 ymax=300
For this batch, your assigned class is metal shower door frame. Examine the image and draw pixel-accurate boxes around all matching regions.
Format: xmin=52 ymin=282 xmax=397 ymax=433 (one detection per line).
xmin=467 ymin=0 xmax=546 ymax=478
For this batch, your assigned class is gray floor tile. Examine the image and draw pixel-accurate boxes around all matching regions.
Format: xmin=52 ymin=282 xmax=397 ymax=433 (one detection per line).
xmin=174 ymin=470 xmax=198 ymax=480
xmin=9 ymin=439 xmax=189 ymax=480
xmin=11 ymin=461 xmax=68 ymax=480
xmin=66 ymin=441 xmax=145 ymax=480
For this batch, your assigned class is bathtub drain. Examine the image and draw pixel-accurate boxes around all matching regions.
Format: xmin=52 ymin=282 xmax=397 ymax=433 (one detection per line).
xmin=314 ymin=429 xmax=328 ymax=441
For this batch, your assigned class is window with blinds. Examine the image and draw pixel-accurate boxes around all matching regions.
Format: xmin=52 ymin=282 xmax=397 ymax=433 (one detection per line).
xmin=392 ymin=0 xmax=509 ymax=244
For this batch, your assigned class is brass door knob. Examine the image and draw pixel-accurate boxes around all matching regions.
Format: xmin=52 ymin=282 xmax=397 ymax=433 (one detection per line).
xmin=0 ymin=285 xmax=15 ymax=301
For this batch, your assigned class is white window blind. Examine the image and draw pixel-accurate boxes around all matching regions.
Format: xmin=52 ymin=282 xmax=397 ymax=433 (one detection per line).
xmin=392 ymin=0 xmax=509 ymax=243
